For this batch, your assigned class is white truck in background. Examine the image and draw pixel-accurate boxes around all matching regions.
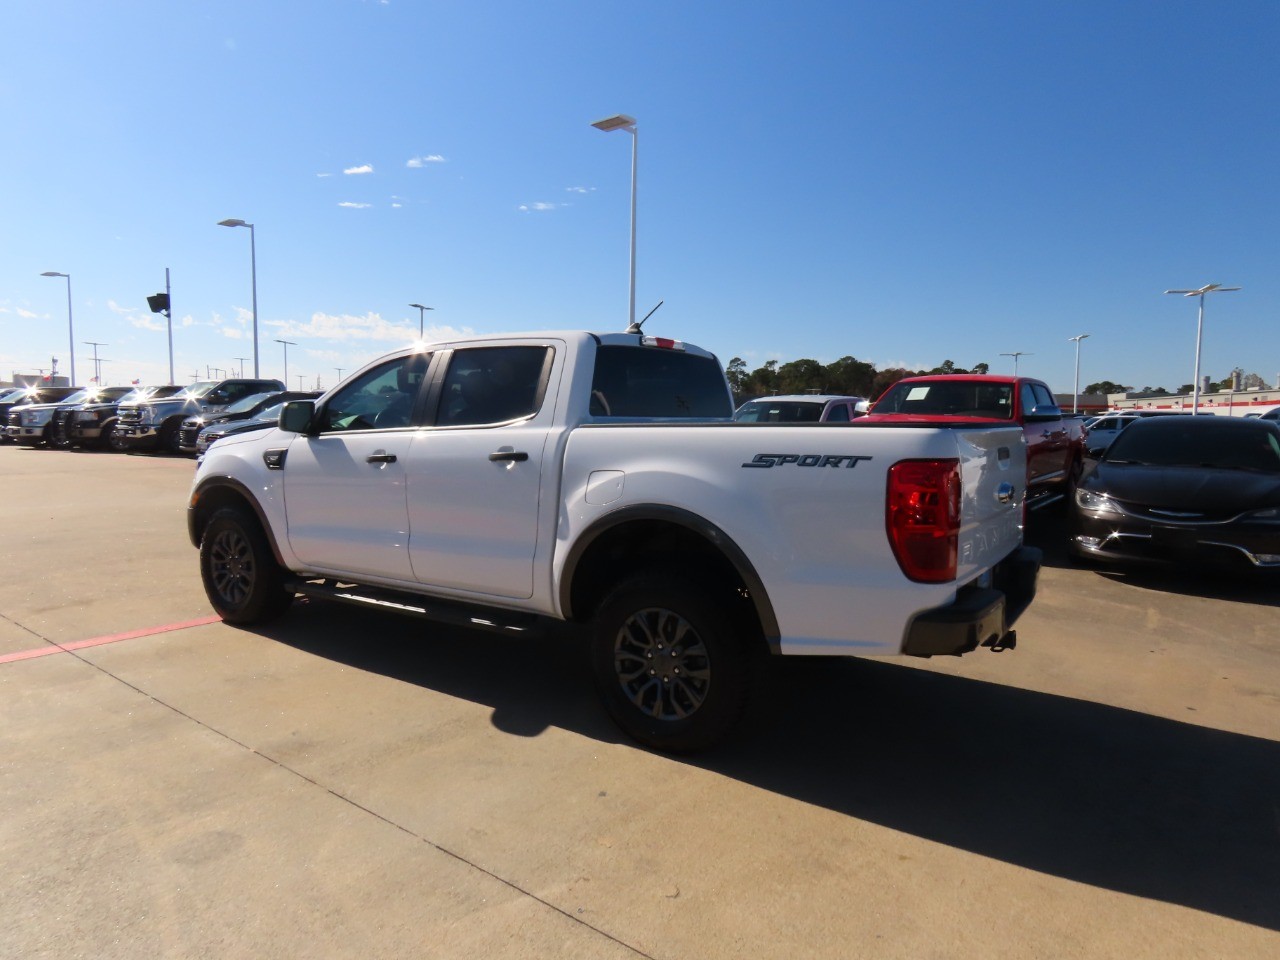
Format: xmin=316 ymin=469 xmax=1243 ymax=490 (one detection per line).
xmin=188 ymin=330 xmax=1040 ymax=751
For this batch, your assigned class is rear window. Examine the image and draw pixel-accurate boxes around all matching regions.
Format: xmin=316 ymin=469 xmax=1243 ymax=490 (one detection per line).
xmin=590 ymin=346 xmax=732 ymax=419
xmin=873 ymin=381 xmax=1014 ymax=419
xmin=735 ymin=400 xmax=825 ymax=423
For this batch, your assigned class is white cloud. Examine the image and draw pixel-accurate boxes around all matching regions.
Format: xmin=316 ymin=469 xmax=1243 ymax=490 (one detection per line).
xmin=264 ymin=312 xmax=475 ymax=345
xmin=518 ymin=202 xmax=560 ymax=212
xmin=406 ymin=155 xmax=446 ymax=168
xmin=316 ymin=172 xmax=333 ymax=178
xmin=16 ymin=307 xmax=40 ymax=319
xmin=338 ymin=201 xmax=372 ymax=209
xmin=344 ymin=164 xmax=374 ymax=175
xmin=565 ymin=186 xmax=596 ymax=194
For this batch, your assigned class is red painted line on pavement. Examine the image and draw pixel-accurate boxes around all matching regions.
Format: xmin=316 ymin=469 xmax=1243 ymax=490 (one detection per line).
xmin=0 ymin=615 xmax=224 ymax=665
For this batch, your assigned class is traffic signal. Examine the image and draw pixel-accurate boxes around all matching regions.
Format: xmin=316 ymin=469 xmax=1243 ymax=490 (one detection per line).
xmin=147 ymin=293 xmax=170 ymax=316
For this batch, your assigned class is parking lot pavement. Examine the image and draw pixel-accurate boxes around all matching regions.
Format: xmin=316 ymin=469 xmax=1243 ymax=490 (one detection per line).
xmin=2 ymin=445 xmax=1278 ymax=959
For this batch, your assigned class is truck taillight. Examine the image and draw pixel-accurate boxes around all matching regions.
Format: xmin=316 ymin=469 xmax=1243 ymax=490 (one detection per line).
xmin=886 ymin=459 xmax=961 ymax=583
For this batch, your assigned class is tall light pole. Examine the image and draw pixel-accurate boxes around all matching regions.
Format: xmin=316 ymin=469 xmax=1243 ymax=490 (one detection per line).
xmin=234 ymin=357 xmax=251 ymax=379
xmin=408 ymin=303 xmax=433 ymax=338
xmin=1067 ymin=334 xmax=1090 ymax=413
xmin=274 ymin=338 xmax=297 ymax=385
xmin=335 ymin=367 xmax=345 ymax=382
xmin=1164 ymin=283 xmax=1241 ymax=415
xmin=591 ymin=113 xmax=638 ymax=330
xmin=84 ymin=341 xmax=108 ymax=384
xmin=39 ymin=271 xmax=75 ymax=386
xmin=1000 ymin=351 xmax=1032 ymax=375
xmin=218 ymin=219 xmax=259 ymax=377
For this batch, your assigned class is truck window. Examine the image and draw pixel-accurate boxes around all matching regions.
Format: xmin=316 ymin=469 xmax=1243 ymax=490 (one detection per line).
xmin=437 ymin=346 xmax=551 ymax=427
xmin=591 ymin=346 xmax=732 ymax=419
xmin=319 ymin=353 xmax=431 ymax=432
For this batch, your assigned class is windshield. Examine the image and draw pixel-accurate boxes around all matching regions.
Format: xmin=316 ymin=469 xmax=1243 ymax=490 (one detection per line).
xmin=1106 ymin=420 xmax=1280 ymax=472
xmin=872 ymin=380 xmax=1015 ymax=419
xmin=735 ymin=400 xmax=825 ymax=423
xmin=228 ymin=391 xmax=277 ymax=414
xmin=56 ymin=389 xmax=92 ymax=404
xmin=181 ymin=381 xmax=219 ymax=399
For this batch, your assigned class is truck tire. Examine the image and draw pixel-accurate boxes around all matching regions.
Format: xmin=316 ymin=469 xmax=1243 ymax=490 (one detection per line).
xmin=103 ymin=420 xmax=128 ymax=452
xmin=199 ymin=507 xmax=294 ymax=625
xmin=590 ymin=573 xmax=759 ymax=752
xmin=159 ymin=419 xmax=183 ymax=454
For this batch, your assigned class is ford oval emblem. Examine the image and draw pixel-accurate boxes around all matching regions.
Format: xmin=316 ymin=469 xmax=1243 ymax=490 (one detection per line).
xmin=996 ymin=482 xmax=1016 ymax=505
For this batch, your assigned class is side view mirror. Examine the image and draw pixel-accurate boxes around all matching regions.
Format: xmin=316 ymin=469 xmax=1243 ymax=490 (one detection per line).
xmin=279 ymin=399 xmax=316 ymax=433
xmin=1025 ymin=404 xmax=1062 ymax=421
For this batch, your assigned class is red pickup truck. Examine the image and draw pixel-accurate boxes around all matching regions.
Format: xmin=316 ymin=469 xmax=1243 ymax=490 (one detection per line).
xmin=854 ymin=374 xmax=1088 ymax=509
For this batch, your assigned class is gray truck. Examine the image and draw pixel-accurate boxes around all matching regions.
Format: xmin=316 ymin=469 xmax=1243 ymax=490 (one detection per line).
xmin=116 ymin=378 xmax=285 ymax=453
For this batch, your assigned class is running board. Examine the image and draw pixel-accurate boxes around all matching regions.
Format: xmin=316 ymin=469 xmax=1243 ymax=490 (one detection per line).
xmin=283 ymin=577 xmax=548 ymax=638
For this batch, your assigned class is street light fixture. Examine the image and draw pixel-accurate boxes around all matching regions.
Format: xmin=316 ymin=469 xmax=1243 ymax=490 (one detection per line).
xmin=274 ymin=339 xmax=297 ymax=385
xmin=1067 ymin=334 xmax=1090 ymax=414
xmin=408 ymin=303 xmax=433 ymax=338
xmin=40 ymin=271 xmax=75 ymax=386
xmin=1164 ymin=282 xmax=1241 ymax=415
xmin=84 ymin=341 xmax=109 ymax=385
xmin=1000 ymin=351 xmax=1032 ymax=375
xmin=218 ymin=218 xmax=259 ymax=377
xmin=591 ymin=113 xmax=638 ymax=330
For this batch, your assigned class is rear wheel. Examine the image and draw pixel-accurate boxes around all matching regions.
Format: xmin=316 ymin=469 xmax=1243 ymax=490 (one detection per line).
xmin=589 ymin=572 xmax=760 ymax=752
xmin=199 ymin=507 xmax=294 ymax=624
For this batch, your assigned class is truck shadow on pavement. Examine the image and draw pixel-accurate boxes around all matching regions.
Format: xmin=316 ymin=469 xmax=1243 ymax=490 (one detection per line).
xmin=260 ymin=600 xmax=1280 ymax=933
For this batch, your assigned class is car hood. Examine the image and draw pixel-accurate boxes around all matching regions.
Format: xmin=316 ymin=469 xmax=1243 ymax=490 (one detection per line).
xmin=1086 ymin=462 xmax=1280 ymax=513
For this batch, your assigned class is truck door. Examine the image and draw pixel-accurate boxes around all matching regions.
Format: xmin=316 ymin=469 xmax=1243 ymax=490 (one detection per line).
xmin=282 ymin=353 xmax=431 ymax=582
xmin=403 ymin=343 xmax=559 ymax=600
xmin=1022 ymin=381 xmax=1069 ymax=484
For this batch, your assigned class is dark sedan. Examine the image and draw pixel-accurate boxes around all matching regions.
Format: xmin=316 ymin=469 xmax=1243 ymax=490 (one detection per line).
xmin=1070 ymin=415 xmax=1280 ymax=571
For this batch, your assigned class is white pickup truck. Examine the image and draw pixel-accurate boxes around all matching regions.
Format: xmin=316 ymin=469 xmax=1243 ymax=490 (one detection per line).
xmin=188 ymin=330 xmax=1039 ymax=751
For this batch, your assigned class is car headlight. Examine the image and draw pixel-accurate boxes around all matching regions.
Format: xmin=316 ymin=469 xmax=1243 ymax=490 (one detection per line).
xmin=1074 ymin=488 xmax=1118 ymax=514
xmin=75 ymin=410 xmax=101 ymax=422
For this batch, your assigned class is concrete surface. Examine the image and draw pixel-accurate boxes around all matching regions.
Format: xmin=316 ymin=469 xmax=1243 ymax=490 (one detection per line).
xmin=1 ymin=444 xmax=1277 ymax=959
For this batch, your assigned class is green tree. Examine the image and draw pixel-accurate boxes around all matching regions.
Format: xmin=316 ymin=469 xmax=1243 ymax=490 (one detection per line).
xmin=1084 ymin=380 xmax=1131 ymax=395
xmin=725 ymin=357 xmax=748 ymax=395
xmin=777 ymin=358 xmax=826 ymax=395
xmin=823 ymin=356 xmax=876 ymax=396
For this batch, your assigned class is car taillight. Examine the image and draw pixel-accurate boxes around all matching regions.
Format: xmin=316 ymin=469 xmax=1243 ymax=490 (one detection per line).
xmin=886 ymin=459 xmax=961 ymax=583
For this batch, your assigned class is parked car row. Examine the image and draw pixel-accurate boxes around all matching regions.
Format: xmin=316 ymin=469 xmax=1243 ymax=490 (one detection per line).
xmin=1 ymin=381 xmax=319 ymax=458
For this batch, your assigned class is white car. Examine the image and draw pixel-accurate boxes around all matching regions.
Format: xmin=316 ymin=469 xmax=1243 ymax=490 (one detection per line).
xmin=734 ymin=394 xmax=866 ymax=423
xmin=1084 ymin=414 xmax=1140 ymax=455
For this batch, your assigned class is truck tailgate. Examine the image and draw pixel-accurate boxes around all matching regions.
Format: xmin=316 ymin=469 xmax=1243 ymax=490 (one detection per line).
xmin=953 ymin=426 xmax=1025 ymax=585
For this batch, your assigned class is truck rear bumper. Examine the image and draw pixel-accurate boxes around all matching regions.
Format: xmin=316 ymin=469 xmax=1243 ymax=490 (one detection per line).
xmin=902 ymin=546 xmax=1041 ymax=657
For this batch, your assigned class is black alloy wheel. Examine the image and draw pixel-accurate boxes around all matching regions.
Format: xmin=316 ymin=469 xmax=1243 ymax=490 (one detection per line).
xmin=199 ymin=507 xmax=294 ymax=625
xmin=590 ymin=572 xmax=759 ymax=752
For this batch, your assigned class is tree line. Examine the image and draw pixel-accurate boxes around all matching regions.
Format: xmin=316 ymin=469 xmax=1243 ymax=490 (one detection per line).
xmin=726 ymin=356 xmax=990 ymax=401
xmin=726 ymin=355 xmax=1272 ymax=403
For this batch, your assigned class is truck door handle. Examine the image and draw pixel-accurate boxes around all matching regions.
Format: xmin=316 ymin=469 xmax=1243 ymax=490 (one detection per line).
xmin=366 ymin=453 xmax=397 ymax=463
xmin=489 ymin=450 xmax=529 ymax=462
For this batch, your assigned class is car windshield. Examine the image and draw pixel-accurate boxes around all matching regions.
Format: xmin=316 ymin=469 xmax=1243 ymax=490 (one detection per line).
xmin=181 ymin=382 xmax=219 ymax=399
xmin=227 ymin=392 xmax=276 ymax=414
xmin=253 ymin=402 xmax=286 ymax=421
xmin=872 ymin=381 xmax=1015 ymax=419
xmin=735 ymin=400 xmax=825 ymax=422
xmin=56 ymin=389 xmax=92 ymax=404
xmin=1106 ymin=420 xmax=1280 ymax=472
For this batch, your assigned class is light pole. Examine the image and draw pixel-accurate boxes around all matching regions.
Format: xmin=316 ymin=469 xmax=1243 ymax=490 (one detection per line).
xmin=409 ymin=303 xmax=433 ymax=338
xmin=39 ymin=271 xmax=75 ymax=386
xmin=274 ymin=339 xmax=297 ymax=385
xmin=218 ymin=219 xmax=259 ymax=377
xmin=84 ymin=341 xmax=108 ymax=385
xmin=335 ymin=367 xmax=345 ymax=383
xmin=591 ymin=113 xmax=638 ymax=330
xmin=1164 ymin=282 xmax=1241 ymax=415
xmin=1000 ymin=351 xmax=1032 ymax=375
xmin=1067 ymin=334 xmax=1089 ymax=413
xmin=234 ymin=357 xmax=251 ymax=379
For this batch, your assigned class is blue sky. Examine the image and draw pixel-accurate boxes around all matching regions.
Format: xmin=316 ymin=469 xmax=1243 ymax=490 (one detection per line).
xmin=2 ymin=0 xmax=1276 ymax=395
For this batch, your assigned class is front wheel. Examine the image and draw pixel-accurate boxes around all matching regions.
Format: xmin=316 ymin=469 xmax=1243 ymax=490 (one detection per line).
xmin=199 ymin=507 xmax=294 ymax=624
xmin=589 ymin=573 xmax=760 ymax=752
